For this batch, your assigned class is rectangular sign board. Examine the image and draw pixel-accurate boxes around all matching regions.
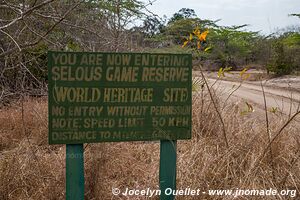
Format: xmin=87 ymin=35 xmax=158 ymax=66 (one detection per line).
xmin=48 ymin=51 xmax=192 ymax=144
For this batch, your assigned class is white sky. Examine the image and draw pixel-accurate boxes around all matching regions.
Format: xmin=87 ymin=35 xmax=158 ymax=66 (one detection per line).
xmin=144 ymin=0 xmax=300 ymax=34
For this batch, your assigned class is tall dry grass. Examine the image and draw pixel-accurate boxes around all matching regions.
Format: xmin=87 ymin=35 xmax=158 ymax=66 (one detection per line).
xmin=0 ymin=84 xmax=300 ymax=199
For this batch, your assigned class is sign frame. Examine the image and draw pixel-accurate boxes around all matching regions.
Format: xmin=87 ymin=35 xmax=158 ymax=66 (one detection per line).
xmin=48 ymin=51 xmax=192 ymax=144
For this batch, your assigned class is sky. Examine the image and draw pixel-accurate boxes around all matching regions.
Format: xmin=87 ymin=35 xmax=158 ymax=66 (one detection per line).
xmin=144 ymin=0 xmax=300 ymax=34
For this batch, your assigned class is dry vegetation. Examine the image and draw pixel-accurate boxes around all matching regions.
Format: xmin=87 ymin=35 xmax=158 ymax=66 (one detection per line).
xmin=1 ymin=83 xmax=300 ymax=200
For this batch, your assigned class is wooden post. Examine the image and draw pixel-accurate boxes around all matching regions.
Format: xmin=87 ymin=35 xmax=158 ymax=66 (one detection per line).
xmin=159 ymin=140 xmax=177 ymax=200
xmin=66 ymin=144 xmax=84 ymax=200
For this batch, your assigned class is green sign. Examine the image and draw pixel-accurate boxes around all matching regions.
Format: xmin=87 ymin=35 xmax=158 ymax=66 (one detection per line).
xmin=48 ymin=51 xmax=192 ymax=144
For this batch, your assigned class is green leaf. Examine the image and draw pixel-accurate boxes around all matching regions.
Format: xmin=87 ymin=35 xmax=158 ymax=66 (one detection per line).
xmin=204 ymin=46 xmax=212 ymax=52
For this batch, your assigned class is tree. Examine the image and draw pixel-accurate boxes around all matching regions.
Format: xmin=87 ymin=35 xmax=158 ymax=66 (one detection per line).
xmin=142 ymin=15 xmax=165 ymax=37
xmin=0 ymin=0 xmax=82 ymax=97
xmin=161 ymin=8 xmax=217 ymax=45
xmin=267 ymin=40 xmax=293 ymax=75
xmin=206 ymin=25 xmax=259 ymax=69
xmin=267 ymin=31 xmax=300 ymax=75
xmin=168 ymin=8 xmax=196 ymax=24
xmin=0 ymin=0 xmax=146 ymax=101
xmin=166 ymin=8 xmax=198 ymax=44
xmin=289 ymin=13 xmax=300 ymax=18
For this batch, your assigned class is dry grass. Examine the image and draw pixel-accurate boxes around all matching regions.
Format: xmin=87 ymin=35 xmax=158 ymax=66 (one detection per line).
xmin=1 ymin=88 xmax=300 ymax=199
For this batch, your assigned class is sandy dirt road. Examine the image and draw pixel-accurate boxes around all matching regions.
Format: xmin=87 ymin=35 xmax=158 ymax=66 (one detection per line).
xmin=208 ymin=78 xmax=300 ymax=115
xmin=193 ymin=71 xmax=300 ymax=116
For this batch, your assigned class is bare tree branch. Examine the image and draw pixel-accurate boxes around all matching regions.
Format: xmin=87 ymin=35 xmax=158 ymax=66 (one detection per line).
xmin=0 ymin=0 xmax=55 ymax=30
xmin=0 ymin=29 xmax=21 ymax=51
xmin=0 ymin=1 xmax=82 ymax=57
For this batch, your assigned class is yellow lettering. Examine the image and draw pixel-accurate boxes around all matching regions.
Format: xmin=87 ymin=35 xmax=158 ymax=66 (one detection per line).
xmin=163 ymin=88 xmax=188 ymax=102
xmin=106 ymin=67 xmax=138 ymax=82
xmin=141 ymin=67 xmax=189 ymax=82
xmin=103 ymin=88 xmax=153 ymax=103
xmin=52 ymin=66 xmax=60 ymax=80
xmin=53 ymin=87 xmax=101 ymax=102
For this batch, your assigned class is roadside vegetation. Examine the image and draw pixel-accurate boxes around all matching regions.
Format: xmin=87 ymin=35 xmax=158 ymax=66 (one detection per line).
xmin=1 ymin=89 xmax=300 ymax=199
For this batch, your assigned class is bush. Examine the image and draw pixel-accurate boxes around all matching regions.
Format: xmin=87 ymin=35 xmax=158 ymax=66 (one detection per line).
xmin=267 ymin=40 xmax=294 ymax=75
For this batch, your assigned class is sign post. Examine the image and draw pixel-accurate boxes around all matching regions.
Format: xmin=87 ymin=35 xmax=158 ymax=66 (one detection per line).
xmin=66 ymin=144 xmax=84 ymax=200
xmin=160 ymin=140 xmax=177 ymax=200
xmin=48 ymin=52 xmax=192 ymax=199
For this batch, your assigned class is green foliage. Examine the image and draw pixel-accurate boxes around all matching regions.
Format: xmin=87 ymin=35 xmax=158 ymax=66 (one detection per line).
xmin=158 ymin=9 xmax=300 ymax=74
xmin=265 ymin=31 xmax=300 ymax=75
xmin=156 ymin=8 xmax=216 ymax=46
xmin=24 ymin=43 xmax=49 ymax=83
xmin=164 ymin=9 xmax=262 ymax=71
xmin=282 ymin=33 xmax=300 ymax=47
xmin=145 ymin=45 xmax=192 ymax=54
xmin=207 ymin=26 xmax=259 ymax=69
xmin=142 ymin=16 xmax=165 ymax=37
xmin=164 ymin=18 xmax=200 ymax=44
xmin=289 ymin=13 xmax=300 ymax=18
xmin=88 ymin=0 xmax=144 ymax=17
xmin=168 ymin=8 xmax=197 ymax=24
xmin=217 ymin=67 xmax=232 ymax=77
xmin=66 ymin=40 xmax=82 ymax=51
xmin=267 ymin=40 xmax=293 ymax=75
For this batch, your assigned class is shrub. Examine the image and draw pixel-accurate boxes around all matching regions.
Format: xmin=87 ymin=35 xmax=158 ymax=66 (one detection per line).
xmin=267 ymin=40 xmax=294 ymax=75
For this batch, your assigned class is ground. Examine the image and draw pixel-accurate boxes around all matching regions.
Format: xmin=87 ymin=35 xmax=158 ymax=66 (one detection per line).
xmin=195 ymin=70 xmax=300 ymax=115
